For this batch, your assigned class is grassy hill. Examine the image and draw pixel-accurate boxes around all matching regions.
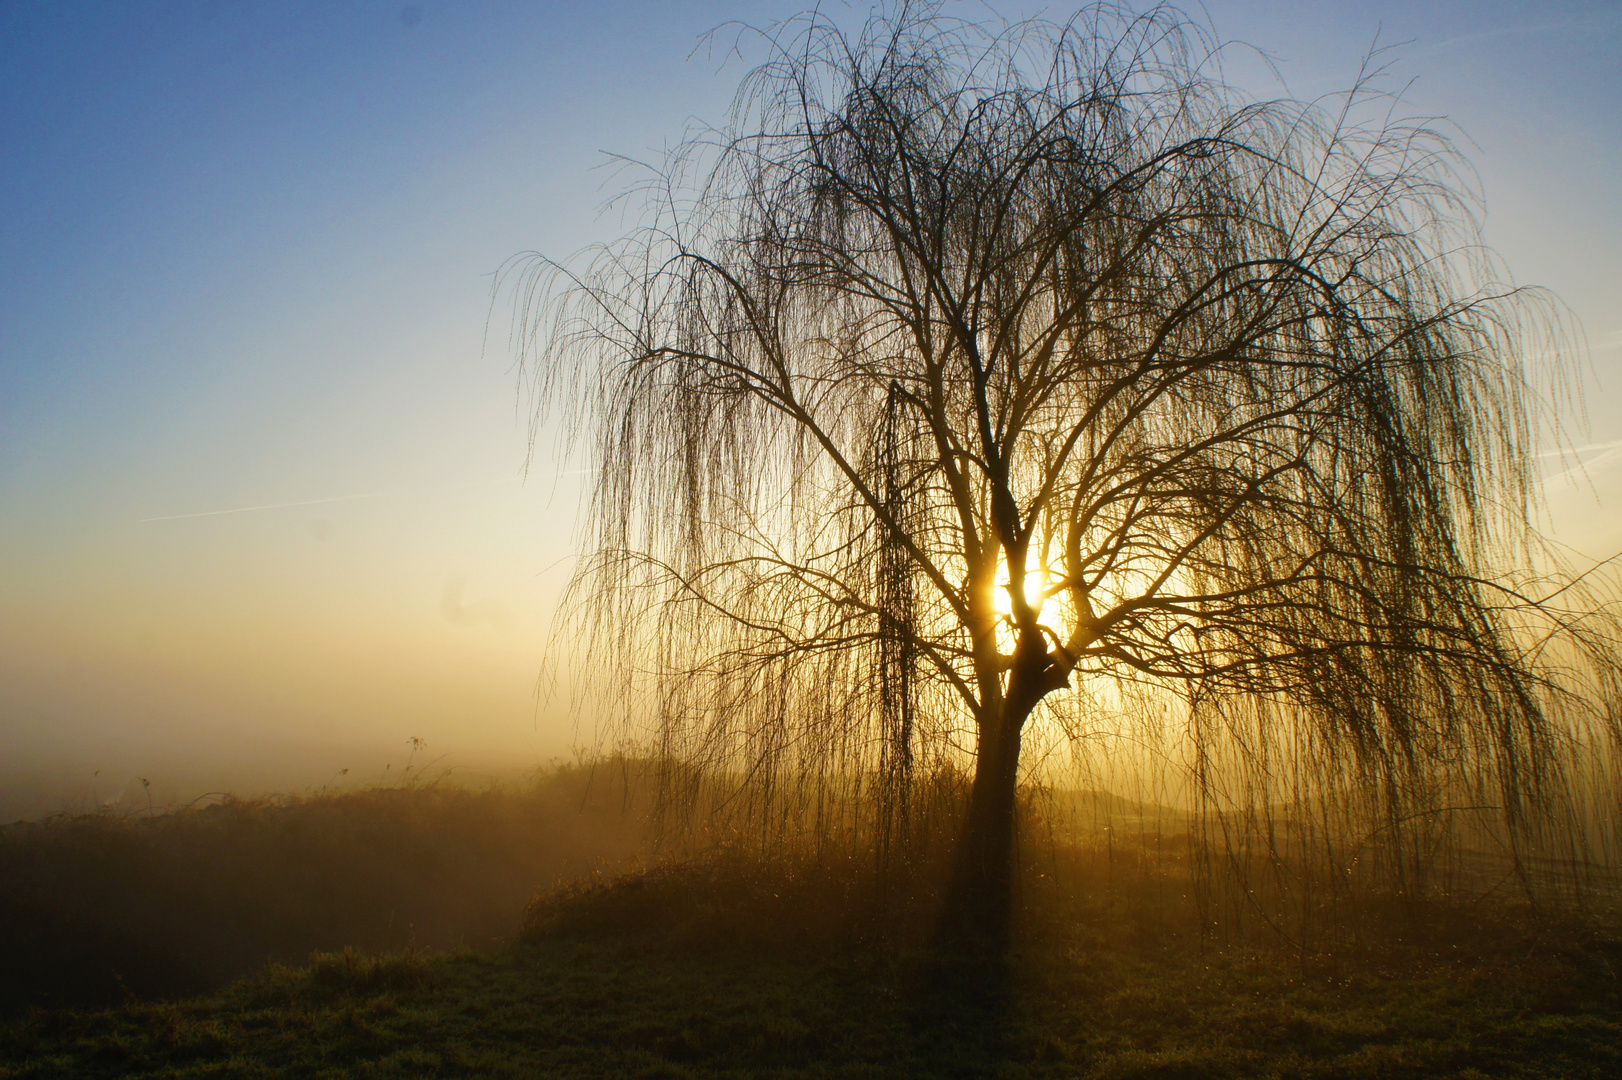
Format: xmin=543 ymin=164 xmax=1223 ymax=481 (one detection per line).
xmin=0 ymin=769 xmax=645 ymax=1013
xmin=4 ymin=913 xmax=1620 ymax=1078
xmin=4 ymin=849 xmax=1620 ymax=1078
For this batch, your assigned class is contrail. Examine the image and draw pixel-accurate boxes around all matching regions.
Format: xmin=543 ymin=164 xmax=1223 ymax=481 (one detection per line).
xmin=140 ymin=492 xmax=388 ymax=522
xmin=1538 ymin=440 xmax=1622 ymax=460
xmin=139 ymin=469 xmax=574 ymax=523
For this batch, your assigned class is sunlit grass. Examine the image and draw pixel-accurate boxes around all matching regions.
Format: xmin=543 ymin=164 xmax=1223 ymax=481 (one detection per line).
xmin=3 ymin=853 xmax=1618 ymax=1079
xmin=2 ymin=778 xmax=1618 ymax=1076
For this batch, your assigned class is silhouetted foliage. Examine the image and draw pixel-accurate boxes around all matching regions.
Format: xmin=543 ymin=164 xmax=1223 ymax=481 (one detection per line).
xmin=510 ymin=2 xmax=1621 ymax=942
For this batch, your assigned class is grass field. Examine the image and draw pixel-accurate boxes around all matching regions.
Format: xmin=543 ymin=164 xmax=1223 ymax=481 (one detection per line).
xmin=4 ymin=779 xmax=1619 ymax=1077
xmin=3 ymin=860 xmax=1619 ymax=1079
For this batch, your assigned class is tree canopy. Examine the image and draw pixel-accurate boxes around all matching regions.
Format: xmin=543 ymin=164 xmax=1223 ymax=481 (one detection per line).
xmin=510 ymin=2 xmax=1619 ymax=934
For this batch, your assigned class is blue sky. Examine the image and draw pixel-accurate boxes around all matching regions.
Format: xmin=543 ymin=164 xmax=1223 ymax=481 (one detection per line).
xmin=2 ymin=1 xmax=1618 ymax=818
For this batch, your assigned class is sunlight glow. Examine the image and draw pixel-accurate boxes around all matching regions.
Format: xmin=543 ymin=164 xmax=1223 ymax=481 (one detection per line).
xmin=994 ymin=565 xmax=1052 ymax=624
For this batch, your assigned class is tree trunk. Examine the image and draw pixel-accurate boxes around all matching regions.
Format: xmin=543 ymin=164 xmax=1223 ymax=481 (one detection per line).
xmin=941 ymin=699 xmax=1031 ymax=950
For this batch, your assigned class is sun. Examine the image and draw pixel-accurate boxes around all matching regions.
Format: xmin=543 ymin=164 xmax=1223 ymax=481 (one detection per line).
xmin=994 ymin=565 xmax=1052 ymax=623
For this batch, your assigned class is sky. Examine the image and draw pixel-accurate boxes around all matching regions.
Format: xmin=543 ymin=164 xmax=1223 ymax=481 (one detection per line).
xmin=2 ymin=1 xmax=1618 ymax=820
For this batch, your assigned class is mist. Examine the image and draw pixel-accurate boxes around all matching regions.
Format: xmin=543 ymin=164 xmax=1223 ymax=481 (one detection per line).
xmin=2 ymin=7 xmax=1621 ymax=1077
xmin=2 ymin=0 xmax=1619 ymax=821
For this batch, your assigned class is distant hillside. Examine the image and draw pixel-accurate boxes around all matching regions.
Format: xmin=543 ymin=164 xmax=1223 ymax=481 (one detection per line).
xmin=0 ymin=767 xmax=645 ymax=1013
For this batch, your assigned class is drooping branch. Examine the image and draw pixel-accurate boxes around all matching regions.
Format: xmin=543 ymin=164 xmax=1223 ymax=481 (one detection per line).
xmin=508 ymin=2 xmax=1619 ymax=901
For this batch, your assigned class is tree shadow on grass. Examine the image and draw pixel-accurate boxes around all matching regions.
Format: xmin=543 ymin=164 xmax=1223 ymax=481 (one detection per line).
xmin=905 ymin=943 xmax=1018 ymax=1077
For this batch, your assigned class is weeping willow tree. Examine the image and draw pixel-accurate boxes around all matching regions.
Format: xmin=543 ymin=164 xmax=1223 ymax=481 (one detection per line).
xmin=510 ymin=2 xmax=1620 ymax=938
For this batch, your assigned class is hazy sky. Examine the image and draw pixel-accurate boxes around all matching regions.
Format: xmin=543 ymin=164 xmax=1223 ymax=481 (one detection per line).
xmin=2 ymin=1 xmax=1618 ymax=819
